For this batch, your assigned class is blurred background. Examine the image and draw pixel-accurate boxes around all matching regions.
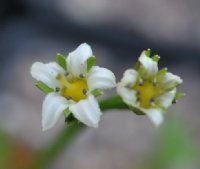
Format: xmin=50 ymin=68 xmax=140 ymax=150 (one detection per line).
xmin=0 ymin=0 xmax=199 ymax=169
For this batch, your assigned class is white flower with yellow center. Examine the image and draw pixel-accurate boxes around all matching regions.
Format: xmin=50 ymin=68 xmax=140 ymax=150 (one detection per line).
xmin=31 ymin=43 xmax=116 ymax=131
xmin=117 ymin=49 xmax=184 ymax=126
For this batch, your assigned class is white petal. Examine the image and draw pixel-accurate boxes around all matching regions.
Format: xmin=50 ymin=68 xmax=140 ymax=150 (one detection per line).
xmin=139 ymin=51 xmax=158 ymax=76
xmin=116 ymin=69 xmax=138 ymax=106
xmin=67 ymin=43 xmax=93 ymax=77
xmin=70 ymin=95 xmax=102 ymax=128
xmin=143 ymin=108 xmax=164 ymax=127
xmin=156 ymin=89 xmax=176 ymax=109
xmin=31 ymin=62 xmax=65 ymax=89
xmin=42 ymin=93 xmax=69 ymax=131
xmin=162 ymin=72 xmax=183 ymax=90
xmin=120 ymin=69 xmax=138 ymax=86
xmin=88 ymin=66 xmax=116 ymax=91
xmin=46 ymin=62 xmax=65 ymax=76
xmin=117 ymin=85 xmax=138 ymax=107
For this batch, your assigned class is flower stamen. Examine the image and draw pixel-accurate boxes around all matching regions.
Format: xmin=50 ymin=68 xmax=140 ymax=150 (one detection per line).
xmin=66 ymin=96 xmax=72 ymax=100
xmin=55 ymin=87 xmax=60 ymax=92
xmin=134 ymin=81 xmax=162 ymax=108
xmin=150 ymin=98 xmax=155 ymax=106
xmin=56 ymin=74 xmax=88 ymax=102
xmin=153 ymin=79 xmax=157 ymax=86
xmin=82 ymin=89 xmax=87 ymax=95
xmin=79 ymin=74 xmax=85 ymax=78
xmin=138 ymin=79 xmax=144 ymax=86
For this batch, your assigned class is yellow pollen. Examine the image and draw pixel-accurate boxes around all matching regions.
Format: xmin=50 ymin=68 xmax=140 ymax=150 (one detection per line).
xmin=56 ymin=74 xmax=88 ymax=102
xmin=134 ymin=81 xmax=162 ymax=108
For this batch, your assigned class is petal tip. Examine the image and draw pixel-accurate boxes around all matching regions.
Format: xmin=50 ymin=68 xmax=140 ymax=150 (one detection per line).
xmin=77 ymin=43 xmax=92 ymax=54
xmin=42 ymin=122 xmax=50 ymax=131
xmin=139 ymin=51 xmax=158 ymax=75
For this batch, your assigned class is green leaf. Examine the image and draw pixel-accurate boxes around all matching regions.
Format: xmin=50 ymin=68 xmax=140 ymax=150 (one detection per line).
xmin=145 ymin=48 xmax=151 ymax=57
xmin=173 ymin=92 xmax=186 ymax=104
xmin=87 ymin=56 xmax=96 ymax=72
xmin=91 ymin=89 xmax=102 ymax=97
xmin=56 ymin=53 xmax=67 ymax=70
xmin=35 ymin=81 xmax=54 ymax=93
xmin=152 ymin=55 xmax=160 ymax=62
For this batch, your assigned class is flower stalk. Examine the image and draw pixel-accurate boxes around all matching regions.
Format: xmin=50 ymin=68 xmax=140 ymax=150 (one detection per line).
xmin=27 ymin=96 xmax=128 ymax=169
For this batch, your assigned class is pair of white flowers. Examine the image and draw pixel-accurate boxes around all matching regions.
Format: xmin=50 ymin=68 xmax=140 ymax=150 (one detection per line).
xmin=31 ymin=43 xmax=183 ymax=131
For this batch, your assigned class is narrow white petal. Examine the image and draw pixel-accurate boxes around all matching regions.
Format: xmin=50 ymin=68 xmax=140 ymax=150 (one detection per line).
xmin=120 ymin=69 xmax=138 ymax=87
xmin=117 ymin=85 xmax=138 ymax=107
xmin=31 ymin=62 xmax=64 ymax=89
xmin=46 ymin=62 xmax=65 ymax=76
xmin=156 ymin=89 xmax=176 ymax=109
xmin=116 ymin=69 xmax=138 ymax=107
xmin=139 ymin=51 xmax=158 ymax=76
xmin=42 ymin=93 xmax=69 ymax=131
xmin=143 ymin=108 xmax=164 ymax=127
xmin=162 ymin=72 xmax=183 ymax=90
xmin=88 ymin=66 xmax=116 ymax=91
xmin=70 ymin=95 xmax=102 ymax=128
xmin=67 ymin=43 xmax=93 ymax=76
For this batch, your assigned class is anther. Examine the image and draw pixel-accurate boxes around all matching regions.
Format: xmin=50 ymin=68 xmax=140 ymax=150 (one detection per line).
xmin=138 ymin=79 xmax=144 ymax=86
xmin=126 ymin=83 xmax=132 ymax=88
xmin=82 ymin=89 xmax=87 ymax=95
xmin=79 ymin=74 xmax=85 ymax=78
xmin=55 ymin=87 xmax=60 ymax=92
xmin=153 ymin=79 xmax=157 ymax=86
xmin=150 ymin=99 xmax=155 ymax=106
xmin=137 ymin=98 xmax=141 ymax=103
xmin=66 ymin=96 xmax=72 ymax=100
xmin=137 ymin=90 xmax=140 ymax=95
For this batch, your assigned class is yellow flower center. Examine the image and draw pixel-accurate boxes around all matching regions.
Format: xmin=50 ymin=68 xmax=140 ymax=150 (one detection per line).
xmin=56 ymin=74 xmax=88 ymax=102
xmin=134 ymin=81 xmax=162 ymax=108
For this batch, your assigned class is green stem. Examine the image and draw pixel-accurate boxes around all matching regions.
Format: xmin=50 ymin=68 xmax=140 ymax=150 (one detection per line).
xmin=28 ymin=95 xmax=128 ymax=169
xmin=99 ymin=95 xmax=129 ymax=111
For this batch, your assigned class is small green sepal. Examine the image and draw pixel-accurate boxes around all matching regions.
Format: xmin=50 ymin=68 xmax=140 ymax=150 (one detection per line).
xmin=159 ymin=68 xmax=168 ymax=75
xmin=56 ymin=53 xmax=67 ymax=70
xmin=145 ymin=49 xmax=151 ymax=57
xmin=152 ymin=55 xmax=160 ymax=62
xmin=91 ymin=89 xmax=102 ymax=97
xmin=65 ymin=114 xmax=76 ymax=124
xmin=173 ymin=92 xmax=186 ymax=104
xmin=87 ymin=56 xmax=96 ymax=72
xmin=35 ymin=81 xmax=54 ymax=93
xmin=156 ymin=68 xmax=168 ymax=80
xmin=129 ymin=106 xmax=145 ymax=115
xmin=134 ymin=61 xmax=141 ymax=70
xmin=64 ymin=108 xmax=71 ymax=117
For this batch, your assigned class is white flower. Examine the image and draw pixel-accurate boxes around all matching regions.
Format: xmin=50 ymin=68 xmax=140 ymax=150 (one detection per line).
xmin=117 ymin=50 xmax=183 ymax=126
xmin=31 ymin=43 xmax=116 ymax=131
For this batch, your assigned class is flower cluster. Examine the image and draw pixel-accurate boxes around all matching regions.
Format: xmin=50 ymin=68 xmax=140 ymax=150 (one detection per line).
xmin=31 ymin=44 xmax=184 ymax=131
